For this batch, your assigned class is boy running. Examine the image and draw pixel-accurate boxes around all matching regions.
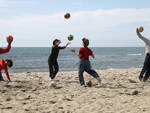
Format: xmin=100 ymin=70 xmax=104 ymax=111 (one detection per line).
xmin=70 ymin=38 xmax=101 ymax=86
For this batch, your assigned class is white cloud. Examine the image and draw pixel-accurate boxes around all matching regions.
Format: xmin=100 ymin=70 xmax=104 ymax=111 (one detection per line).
xmin=0 ymin=8 xmax=150 ymax=47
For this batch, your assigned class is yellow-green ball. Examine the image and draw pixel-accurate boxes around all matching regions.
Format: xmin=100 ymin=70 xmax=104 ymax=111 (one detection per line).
xmin=68 ymin=35 xmax=74 ymax=41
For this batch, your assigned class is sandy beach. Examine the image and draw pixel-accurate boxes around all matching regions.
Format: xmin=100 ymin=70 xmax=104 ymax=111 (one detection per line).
xmin=0 ymin=68 xmax=150 ymax=113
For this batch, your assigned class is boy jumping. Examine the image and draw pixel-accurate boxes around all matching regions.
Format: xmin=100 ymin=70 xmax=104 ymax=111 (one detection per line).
xmin=48 ymin=39 xmax=70 ymax=83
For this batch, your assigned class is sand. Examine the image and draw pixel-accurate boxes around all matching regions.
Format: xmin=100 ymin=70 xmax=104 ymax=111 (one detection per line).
xmin=0 ymin=68 xmax=150 ymax=113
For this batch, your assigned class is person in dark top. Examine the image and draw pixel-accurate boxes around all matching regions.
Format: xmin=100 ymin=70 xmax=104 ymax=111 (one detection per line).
xmin=48 ymin=39 xmax=70 ymax=83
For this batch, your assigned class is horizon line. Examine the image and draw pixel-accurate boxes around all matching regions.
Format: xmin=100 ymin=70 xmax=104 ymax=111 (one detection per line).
xmin=7 ymin=46 xmax=145 ymax=48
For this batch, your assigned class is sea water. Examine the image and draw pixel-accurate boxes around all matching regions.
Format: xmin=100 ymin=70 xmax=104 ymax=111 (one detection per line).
xmin=0 ymin=47 xmax=145 ymax=73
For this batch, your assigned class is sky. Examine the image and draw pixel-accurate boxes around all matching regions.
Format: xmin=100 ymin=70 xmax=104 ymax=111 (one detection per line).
xmin=0 ymin=0 xmax=150 ymax=47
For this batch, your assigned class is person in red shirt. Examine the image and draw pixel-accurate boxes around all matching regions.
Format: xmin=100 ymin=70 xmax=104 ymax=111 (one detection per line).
xmin=70 ymin=38 xmax=101 ymax=86
xmin=0 ymin=36 xmax=13 ymax=54
xmin=0 ymin=59 xmax=13 ymax=81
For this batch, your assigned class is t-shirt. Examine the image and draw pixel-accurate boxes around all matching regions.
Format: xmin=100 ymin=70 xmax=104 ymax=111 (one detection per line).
xmin=79 ymin=47 xmax=93 ymax=60
xmin=49 ymin=45 xmax=66 ymax=61
xmin=0 ymin=59 xmax=10 ymax=81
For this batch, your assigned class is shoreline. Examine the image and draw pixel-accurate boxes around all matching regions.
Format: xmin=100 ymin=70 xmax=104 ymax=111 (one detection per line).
xmin=1 ymin=68 xmax=150 ymax=113
xmin=9 ymin=67 xmax=142 ymax=73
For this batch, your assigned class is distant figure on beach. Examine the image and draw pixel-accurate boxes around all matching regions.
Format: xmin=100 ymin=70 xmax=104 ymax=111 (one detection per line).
xmin=48 ymin=39 xmax=70 ymax=84
xmin=0 ymin=35 xmax=13 ymax=54
xmin=70 ymin=38 xmax=101 ymax=86
xmin=0 ymin=59 xmax=13 ymax=81
xmin=136 ymin=28 xmax=150 ymax=82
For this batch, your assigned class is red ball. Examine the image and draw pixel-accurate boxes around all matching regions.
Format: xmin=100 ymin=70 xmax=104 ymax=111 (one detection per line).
xmin=64 ymin=13 xmax=71 ymax=19
xmin=6 ymin=35 xmax=13 ymax=43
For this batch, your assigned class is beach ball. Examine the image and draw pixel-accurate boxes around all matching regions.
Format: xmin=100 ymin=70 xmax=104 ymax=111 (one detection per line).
xmin=64 ymin=13 xmax=71 ymax=19
xmin=138 ymin=26 xmax=144 ymax=32
xmin=6 ymin=35 xmax=13 ymax=43
xmin=68 ymin=34 xmax=74 ymax=41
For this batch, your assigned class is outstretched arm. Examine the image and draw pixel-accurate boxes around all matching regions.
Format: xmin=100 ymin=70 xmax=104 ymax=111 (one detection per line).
xmin=65 ymin=42 xmax=71 ymax=48
xmin=70 ymin=49 xmax=82 ymax=58
xmin=5 ymin=69 xmax=11 ymax=81
xmin=0 ymin=43 xmax=11 ymax=54
xmin=136 ymin=28 xmax=150 ymax=45
xmin=58 ymin=42 xmax=71 ymax=49
xmin=91 ymin=54 xmax=95 ymax=59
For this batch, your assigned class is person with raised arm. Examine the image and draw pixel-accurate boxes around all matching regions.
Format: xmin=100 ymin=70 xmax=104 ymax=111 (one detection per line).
xmin=0 ymin=35 xmax=13 ymax=54
xmin=48 ymin=39 xmax=70 ymax=85
xmin=136 ymin=28 xmax=150 ymax=82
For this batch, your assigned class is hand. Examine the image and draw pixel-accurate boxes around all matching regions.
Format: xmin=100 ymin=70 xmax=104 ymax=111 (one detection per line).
xmin=7 ymin=35 xmax=13 ymax=44
xmin=91 ymin=54 xmax=95 ymax=59
xmin=70 ymin=49 xmax=75 ymax=53
xmin=7 ymin=40 xmax=13 ymax=44
xmin=136 ymin=28 xmax=139 ymax=33
xmin=66 ymin=42 xmax=71 ymax=46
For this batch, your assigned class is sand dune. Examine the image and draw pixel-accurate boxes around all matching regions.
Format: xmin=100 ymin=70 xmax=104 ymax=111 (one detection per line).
xmin=0 ymin=68 xmax=150 ymax=113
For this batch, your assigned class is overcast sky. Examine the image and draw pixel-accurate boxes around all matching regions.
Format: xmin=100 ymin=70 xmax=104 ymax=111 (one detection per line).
xmin=0 ymin=0 xmax=150 ymax=47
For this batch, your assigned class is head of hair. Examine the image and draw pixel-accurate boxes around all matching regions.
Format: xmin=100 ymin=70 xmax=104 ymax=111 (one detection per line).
xmin=5 ymin=59 xmax=13 ymax=67
xmin=53 ymin=39 xmax=60 ymax=45
xmin=82 ymin=38 xmax=89 ymax=48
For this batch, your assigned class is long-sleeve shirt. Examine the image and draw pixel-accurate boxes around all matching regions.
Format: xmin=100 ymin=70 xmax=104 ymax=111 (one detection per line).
xmin=0 ymin=44 xmax=11 ymax=54
xmin=0 ymin=59 xmax=10 ymax=81
xmin=48 ymin=45 xmax=66 ymax=61
xmin=137 ymin=32 xmax=150 ymax=53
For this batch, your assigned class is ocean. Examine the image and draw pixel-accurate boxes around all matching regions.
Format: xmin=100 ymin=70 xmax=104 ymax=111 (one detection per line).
xmin=0 ymin=47 xmax=145 ymax=73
